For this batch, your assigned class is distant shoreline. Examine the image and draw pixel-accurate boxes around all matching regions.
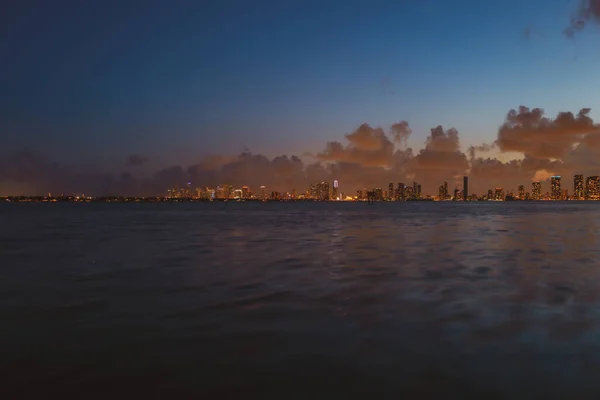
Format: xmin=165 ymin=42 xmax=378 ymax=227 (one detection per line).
xmin=2 ymin=197 xmax=598 ymax=203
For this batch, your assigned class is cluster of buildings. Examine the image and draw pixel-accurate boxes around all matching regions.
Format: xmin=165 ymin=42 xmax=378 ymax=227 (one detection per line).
xmin=166 ymin=182 xmax=339 ymax=201
xmin=506 ymin=175 xmax=600 ymax=201
xmin=164 ymin=174 xmax=600 ymax=202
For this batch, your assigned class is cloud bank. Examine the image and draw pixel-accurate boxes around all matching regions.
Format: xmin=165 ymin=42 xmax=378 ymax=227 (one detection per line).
xmin=3 ymin=107 xmax=600 ymax=197
xmin=565 ymin=0 xmax=600 ymax=37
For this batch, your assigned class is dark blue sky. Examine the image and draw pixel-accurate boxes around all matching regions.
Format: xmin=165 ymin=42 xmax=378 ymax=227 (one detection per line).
xmin=2 ymin=0 xmax=600 ymax=173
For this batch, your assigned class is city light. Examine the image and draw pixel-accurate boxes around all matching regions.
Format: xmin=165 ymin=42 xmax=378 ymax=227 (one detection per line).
xmin=6 ymin=174 xmax=600 ymax=203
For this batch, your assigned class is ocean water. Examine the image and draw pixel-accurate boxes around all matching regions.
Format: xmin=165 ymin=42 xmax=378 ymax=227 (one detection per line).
xmin=2 ymin=201 xmax=600 ymax=398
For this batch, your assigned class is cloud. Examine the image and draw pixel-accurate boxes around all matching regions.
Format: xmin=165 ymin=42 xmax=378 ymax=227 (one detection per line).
xmin=495 ymin=106 xmax=600 ymax=159
xmin=565 ymin=0 xmax=600 ymax=37
xmin=4 ymin=105 xmax=600 ymax=197
xmin=390 ymin=121 xmax=412 ymax=146
xmin=317 ymin=123 xmax=397 ymax=167
xmin=467 ymin=143 xmax=495 ymax=160
xmin=404 ymin=126 xmax=469 ymax=188
xmin=127 ymin=154 xmax=148 ymax=167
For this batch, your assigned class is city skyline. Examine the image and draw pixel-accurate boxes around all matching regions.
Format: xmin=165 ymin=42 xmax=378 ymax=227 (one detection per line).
xmin=160 ymin=173 xmax=600 ymax=202
xmin=3 ymin=1 xmax=600 ymax=196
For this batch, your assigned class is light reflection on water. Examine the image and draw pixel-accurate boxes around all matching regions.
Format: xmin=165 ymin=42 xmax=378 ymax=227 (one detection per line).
xmin=2 ymin=202 xmax=600 ymax=397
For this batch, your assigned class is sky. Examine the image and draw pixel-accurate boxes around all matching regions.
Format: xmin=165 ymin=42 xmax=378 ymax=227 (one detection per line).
xmin=2 ymin=0 xmax=600 ymax=196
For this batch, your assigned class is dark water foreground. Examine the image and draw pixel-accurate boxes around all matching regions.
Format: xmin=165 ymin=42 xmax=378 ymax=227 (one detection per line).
xmin=2 ymin=202 xmax=600 ymax=398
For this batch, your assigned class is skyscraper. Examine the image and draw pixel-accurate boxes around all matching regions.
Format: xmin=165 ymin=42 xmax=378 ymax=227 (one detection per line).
xmin=574 ymin=175 xmax=584 ymax=200
xmin=397 ymin=182 xmax=404 ymax=201
xmin=388 ymin=182 xmax=394 ymax=201
xmin=532 ymin=182 xmax=541 ymax=200
xmin=518 ymin=185 xmax=525 ymax=200
xmin=242 ymin=186 xmax=250 ymax=199
xmin=551 ymin=176 xmax=561 ymax=200
xmin=463 ymin=176 xmax=468 ymax=201
xmin=260 ymin=185 xmax=267 ymax=200
xmin=332 ymin=180 xmax=339 ymax=200
xmin=586 ymin=176 xmax=600 ymax=200
xmin=494 ymin=188 xmax=504 ymax=201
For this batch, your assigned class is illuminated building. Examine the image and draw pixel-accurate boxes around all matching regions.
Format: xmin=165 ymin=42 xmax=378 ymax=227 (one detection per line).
xmin=532 ymin=182 xmax=541 ymax=200
xmin=309 ymin=184 xmax=317 ymax=199
xmin=551 ymin=176 xmax=561 ymax=200
xmin=574 ymin=175 xmax=584 ymax=200
xmin=397 ymin=183 xmax=405 ymax=200
xmin=241 ymin=186 xmax=250 ymax=199
xmin=404 ymin=186 xmax=413 ymax=200
xmin=453 ymin=188 xmax=459 ymax=200
xmin=518 ymin=185 xmax=525 ymax=200
xmin=463 ymin=176 xmax=468 ymax=201
xmin=487 ymin=189 xmax=493 ymax=200
xmin=586 ymin=176 xmax=600 ymax=200
xmin=438 ymin=184 xmax=445 ymax=200
xmin=356 ymin=190 xmax=363 ymax=200
xmin=412 ymin=182 xmax=420 ymax=199
xmin=439 ymin=182 xmax=448 ymax=200
xmin=222 ymin=184 xmax=232 ymax=199
xmin=372 ymin=188 xmax=383 ymax=201
xmin=494 ymin=188 xmax=504 ymax=201
xmin=184 ymin=182 xmax=193 ymax=198
xmin=388 ymin=183 xmax=394 ymax=201
xmin=291 ymin=189 xmax=296 ymax=199
xmin=260 ymin=185 xmax=267 ymax=200
xmin=417 ymin=184 xmax=422 ymax=199
xmin=332 ymin=180 xmax=339 ymax=200
xmin=216 ymin=186 xmax=225 ymax=199
xmin=315 ymin=181 xmax=330 ymax=200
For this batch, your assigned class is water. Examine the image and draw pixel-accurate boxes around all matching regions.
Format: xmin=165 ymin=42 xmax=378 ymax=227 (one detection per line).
xmin=2 ymin=202 xmax=600 ymax=398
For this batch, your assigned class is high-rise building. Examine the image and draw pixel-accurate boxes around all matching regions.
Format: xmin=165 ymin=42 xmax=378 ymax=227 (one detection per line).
xmin=551 ymin=176 xmax=561 ymax=200
xmin=574 ymin=175 xmax=584 ymax=200
xmin=453 ymin=188 xmax=459 ymax=200
xmin=374 ymin=188 xmax=384 ymax=201
xmin=463 ymin=176 xmax=469 ymax=201
xmin=494 ymin=188 xmax=504 ymax=201
xmin=487 ymin=189 xmax=493 ymax=200
xmin=586 ymin=176 xmax=600 ymax=200
xmin=438 ymin=182 xmax=448 ymax=200
xmin=532 ymin=182 xmax=541 ymax=200
xmin=260 ymin=185 xmax=267 ymax=200
xmin=417 ymin=184 xmax=422 ymax=199
xmin=222 ymin=184 xmax=233 ymax=199
xmin=518 ymin=185 xmax=525 ymax=200
xmin=405 ymin=186 xmax=414 ymax=200
xmin=397 ymin=183 xmax=404 ymax=201
xmin=241 ymin=186 xmax=250 ymax=199
xmin=332 ymin=180 xmax=339 ymax=200
xmin=388 ymin=183 xmax=394 ymax=201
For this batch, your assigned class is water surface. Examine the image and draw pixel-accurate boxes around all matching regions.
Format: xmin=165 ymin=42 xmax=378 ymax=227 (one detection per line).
xmin=2 ymin=202 xmax=600 ymax=398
